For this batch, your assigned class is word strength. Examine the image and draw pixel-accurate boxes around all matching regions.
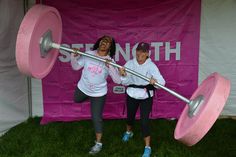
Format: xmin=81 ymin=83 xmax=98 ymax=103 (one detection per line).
xmin=58 ymin=42 xmax=181 ymax=62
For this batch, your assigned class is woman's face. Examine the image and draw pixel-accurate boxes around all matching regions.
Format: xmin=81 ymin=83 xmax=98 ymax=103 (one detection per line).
xmin=136 ymin=50 xmax=149 ymax=65
xmin=98 ymin=36 xmax=112 ymax=55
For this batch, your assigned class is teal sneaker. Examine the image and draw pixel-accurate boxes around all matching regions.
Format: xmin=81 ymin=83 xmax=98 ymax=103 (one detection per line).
xmin=142 ymin=146 xmax=151 ymax=157
xmin=122 ymin=131 xmax=133 ymax=142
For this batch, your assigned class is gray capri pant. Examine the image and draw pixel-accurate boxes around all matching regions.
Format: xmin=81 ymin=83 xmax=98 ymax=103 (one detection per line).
xmin=73 ymin=87 xmax=106 ymax=133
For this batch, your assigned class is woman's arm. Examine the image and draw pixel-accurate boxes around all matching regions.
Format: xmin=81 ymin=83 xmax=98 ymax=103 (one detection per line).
xmin=107 ymin=59 xmax=122 ymax=84
xmin=150 ymin=63 xmax=166 ymax=87
xmin=70 ymin=53 xmax=84 ymax=70
xmin=119 ymin=62 xmax=131 ymax=86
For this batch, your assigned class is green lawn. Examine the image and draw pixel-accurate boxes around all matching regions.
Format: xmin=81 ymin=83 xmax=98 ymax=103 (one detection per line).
xmin=0 ymin=117 xmax=236 ymax=157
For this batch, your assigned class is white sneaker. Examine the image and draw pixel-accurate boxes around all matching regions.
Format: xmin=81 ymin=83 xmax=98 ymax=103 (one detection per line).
xmin=89 ymin=141 xmax=102 ymax=155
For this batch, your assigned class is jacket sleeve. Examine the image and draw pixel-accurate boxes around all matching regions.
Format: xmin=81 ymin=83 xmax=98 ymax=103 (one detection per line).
xmin=120 ymin=61 xmax=132 ymax=86
xmin=108 ymin=59 xmax=121 ymax=84
xmin=70 ymin=53 xmax=84 ymax=70
xmin=150 ymin=62 xmax=166 ymax=87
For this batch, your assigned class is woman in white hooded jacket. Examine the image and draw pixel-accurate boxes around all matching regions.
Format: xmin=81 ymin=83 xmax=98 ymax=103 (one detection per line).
xmin=119 ymin=42 xmax=165 ymax=157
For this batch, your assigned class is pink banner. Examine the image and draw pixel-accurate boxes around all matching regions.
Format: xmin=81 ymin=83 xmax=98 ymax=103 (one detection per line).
xmin=41 ymin=0 xmax=201 ymax=124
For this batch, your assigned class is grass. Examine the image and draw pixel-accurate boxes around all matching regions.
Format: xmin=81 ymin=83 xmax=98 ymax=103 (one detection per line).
xmin=0 ymin=117 xmax=236 ymax=157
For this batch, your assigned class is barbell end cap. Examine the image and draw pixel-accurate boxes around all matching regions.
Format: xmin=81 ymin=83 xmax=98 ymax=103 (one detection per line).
xmin=188 ymin=95 xmax=204 ymax=117
xmin=39 ymin=30 xmax=53 ymax=58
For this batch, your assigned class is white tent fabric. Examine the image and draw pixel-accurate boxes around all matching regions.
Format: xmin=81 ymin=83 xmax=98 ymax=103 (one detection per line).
xmin=32 ymin=79 xmax=43 ymax=116
xmin=0 ymin=0 xmax=236 ymax=135
xmin=199 ymin=0 xmax=236 ymax=116
xmin=0 ymin=0 xmax=28 ymax=136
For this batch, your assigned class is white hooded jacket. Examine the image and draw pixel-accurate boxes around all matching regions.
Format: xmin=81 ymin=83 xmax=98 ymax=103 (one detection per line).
xmin=121 ymin=58 xmax=165 ymax=99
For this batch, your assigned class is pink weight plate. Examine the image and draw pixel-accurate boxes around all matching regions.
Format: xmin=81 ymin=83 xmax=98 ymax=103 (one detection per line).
xmin=174 ymin=72 xmax=230 ymax=146
xmin=16 ymin=4 xmax=62 ymax=78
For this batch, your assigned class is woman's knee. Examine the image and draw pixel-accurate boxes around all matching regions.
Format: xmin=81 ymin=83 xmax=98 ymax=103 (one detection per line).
xmin=73 ymin=88 xmax=87 ymax=103
xmin=73 ymin=94 xmax=83 ymax=103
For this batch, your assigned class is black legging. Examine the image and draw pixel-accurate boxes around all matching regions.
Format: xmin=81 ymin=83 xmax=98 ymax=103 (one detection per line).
xmin=74 ymin=87 xmax=106 ymax=133
xmin=126 ymin=95 xmax=153 ymax=138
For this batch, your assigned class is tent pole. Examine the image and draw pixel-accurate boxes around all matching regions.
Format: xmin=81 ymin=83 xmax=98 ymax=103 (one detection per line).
xmin=24 ymin=0 xmax=33 ymax=118
xmin=27 ymin=77 xmax=33 ymax=117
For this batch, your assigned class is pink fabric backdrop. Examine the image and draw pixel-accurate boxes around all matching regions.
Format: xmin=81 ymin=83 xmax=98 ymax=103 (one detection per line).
xmin=41 ymin=0 xmax=201 ymax=124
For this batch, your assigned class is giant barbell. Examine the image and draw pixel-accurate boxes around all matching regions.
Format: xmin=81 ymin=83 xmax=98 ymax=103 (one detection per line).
xmin=15 ymin=4 xmax=231 ymax=146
